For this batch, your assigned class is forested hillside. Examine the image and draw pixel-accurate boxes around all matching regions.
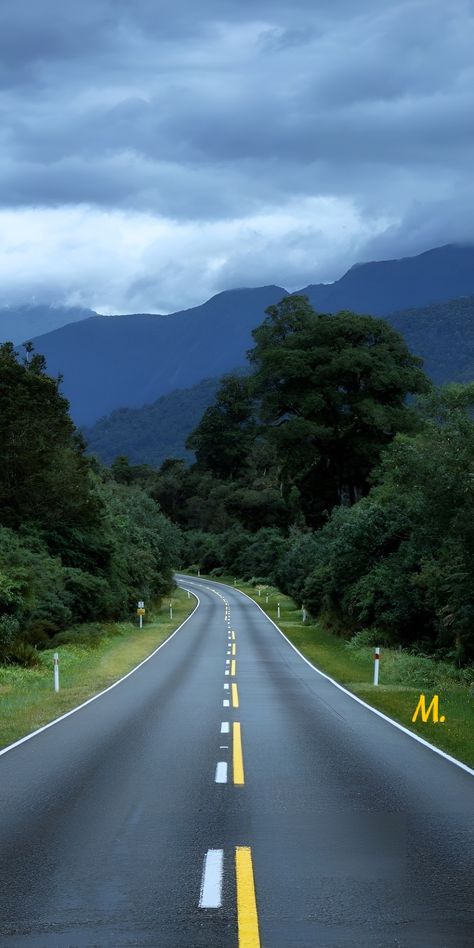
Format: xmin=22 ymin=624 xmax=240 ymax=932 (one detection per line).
xmin=389 ymin=295 xmax=474 ymax=385
xmin=0 ymin=343 xmax=181 ymax=664
xmin=119 ymin=296 xmax=474 ymax=665
xmin=83 ymin=377 xmax=221 ymax=466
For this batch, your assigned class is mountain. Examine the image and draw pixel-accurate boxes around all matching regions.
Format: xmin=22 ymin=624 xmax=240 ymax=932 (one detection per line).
xmin=388 ymin=295 xmax=474 ymax=386
xmin=31 ymin=286 xmax=288 ymax=425
xmin=83 ymin=377 xmax=221 ymax=467
xmin=300 ymin=244 xmax=474 ymax=315
xmin=84 ymin=294 xmax=474 ymax=468
xmin=29 ymin=243 xmax=474 ymax=426
xmin=0 ymin=304 xmax=96 ymax=344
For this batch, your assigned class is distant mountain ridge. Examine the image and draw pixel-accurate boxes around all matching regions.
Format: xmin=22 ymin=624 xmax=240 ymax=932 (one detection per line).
xmin=0 ymin=304 xmax=97 ymax=344
xmin=300 ymin=244 xmax=474 ymax=314
xmin=25 ymin=243 xmax=474 ymax=426
xmin=84 ymin=294 xmax=474 ymax=469
xmin=30 ymin=286 xmax=288 ymax=425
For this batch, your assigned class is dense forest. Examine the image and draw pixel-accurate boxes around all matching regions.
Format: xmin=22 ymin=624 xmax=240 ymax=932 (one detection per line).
xmin=3 ymin=293 xmax=474 ymax=668
xmin=0 ymin=342 xmax=181 ymax=664
xmin=116 ymin=295 xmax=474 ymax=665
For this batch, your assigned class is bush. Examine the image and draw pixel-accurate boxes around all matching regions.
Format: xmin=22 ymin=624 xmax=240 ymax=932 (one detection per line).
xmin=49 ymin=623 xmax=105 ymax=649
xmin=0 ymin=615 xmax=20 ymax=657
xmin=4 ymin=640 xmax=41 ymax=667
xmin=234 ymin=528 xmax=287 ymax=581
xmin=346 ymin=628 xmax=389 ymax=650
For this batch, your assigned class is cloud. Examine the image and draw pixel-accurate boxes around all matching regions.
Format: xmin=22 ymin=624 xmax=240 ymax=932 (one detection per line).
xmin=0 ymin=0 xmax=473 ymax=311
xmin=0 ymin=198 xmax=391 ymax=314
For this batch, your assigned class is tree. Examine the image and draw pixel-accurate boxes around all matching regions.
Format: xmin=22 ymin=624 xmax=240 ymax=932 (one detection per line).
xmin=299 ymin=384 xmax=474 ymax=662
xmin=248 ymin=296 xmax=430 ymax=524
xmin=0 ymin=342 xmax=106 ymax=570
xmin=186 ymin=373 xmax=256 ymax=479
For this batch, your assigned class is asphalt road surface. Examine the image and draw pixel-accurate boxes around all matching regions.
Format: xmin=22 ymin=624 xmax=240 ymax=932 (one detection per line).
xmin=0 ymin=575 xmax=472 ymax=947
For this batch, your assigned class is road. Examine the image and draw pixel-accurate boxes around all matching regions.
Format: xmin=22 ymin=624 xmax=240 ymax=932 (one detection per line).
xmin=0 ymin=575 xmax=472 ymax=947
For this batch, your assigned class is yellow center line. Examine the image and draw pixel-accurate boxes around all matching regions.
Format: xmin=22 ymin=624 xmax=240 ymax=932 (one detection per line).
xmin=235 ymin=847 xmax=261 ymax=947
xmin=231 ymin=659 xmax=236 ymax=676
xmin=232 ymin=643 xmax=236 ymax=656
xmin=233 ymin=722 xmax=245 ymax=785
xmin=232 ymin=683 xmax=239 ymax=708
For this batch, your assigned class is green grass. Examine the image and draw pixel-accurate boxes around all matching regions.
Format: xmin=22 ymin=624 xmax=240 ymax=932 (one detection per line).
xmin=0 ymin=587 xmax=195 ymax=750
xmin=189 ymin=573 xmax=474 ymax=768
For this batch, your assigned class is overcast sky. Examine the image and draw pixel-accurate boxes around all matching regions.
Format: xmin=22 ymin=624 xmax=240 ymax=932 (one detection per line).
xmin=0 ymin=0 xmax=473 ymax=314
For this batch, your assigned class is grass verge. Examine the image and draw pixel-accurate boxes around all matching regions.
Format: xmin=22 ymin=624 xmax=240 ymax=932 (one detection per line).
xmin=189 ymin=573 xmax=473 ymax=769
xmin=0 ymin=586 xmax=195 ymax=751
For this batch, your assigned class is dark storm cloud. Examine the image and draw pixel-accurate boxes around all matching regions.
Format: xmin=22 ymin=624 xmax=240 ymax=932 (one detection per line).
xmin=0 ymin=0 xmax=473 ymax=310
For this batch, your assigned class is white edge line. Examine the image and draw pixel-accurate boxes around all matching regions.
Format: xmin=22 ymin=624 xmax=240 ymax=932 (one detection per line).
xmin=0 ymin=589 xmax=200 ymax=759
xmin=177 ymin=576 xmax=473 ymax=776
xmin=199 ymin=849 xmax=223 ymax=908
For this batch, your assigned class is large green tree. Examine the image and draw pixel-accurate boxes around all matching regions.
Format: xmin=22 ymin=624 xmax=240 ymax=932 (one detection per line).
xmin=186 ymin=373 xmax=256 ymax=479
xmin=248 ymin=296 xmax=430 ymax=524
xmin=0 ymin=342 xmax=107 ymax=569
xmin=299 ymin=384 xmax=474 ymax=662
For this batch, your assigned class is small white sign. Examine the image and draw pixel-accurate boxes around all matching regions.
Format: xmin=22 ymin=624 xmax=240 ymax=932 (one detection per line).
xmin=138 ymin=600 xmax=145 ymax=608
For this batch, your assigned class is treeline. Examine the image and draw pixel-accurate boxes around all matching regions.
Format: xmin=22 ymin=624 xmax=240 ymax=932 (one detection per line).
xmin=0 ymin=343 xmax=181 ymax=664
xmin=116 ymin=295 xmax=474 ymax=665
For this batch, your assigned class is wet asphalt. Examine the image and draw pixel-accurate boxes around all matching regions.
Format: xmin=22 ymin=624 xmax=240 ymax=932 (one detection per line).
xmin=0 ymin=574 xmax=472 ymax=947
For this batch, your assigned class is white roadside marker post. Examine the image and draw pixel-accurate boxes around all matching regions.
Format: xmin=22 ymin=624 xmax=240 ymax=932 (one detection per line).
xmin=265 ymin=594 xmax=269 ymax=604
xmin=53 ymin=652 xmax=59 ymax=692
xmin=277 ymin=602 xmax=280 ymax=619
xmin=197 ymin=567 xmax=200 ymax=576
xmin=187 ymin=590 xmax=190 ymax=598
xmin=169 ymin=601 xmax=173 ymax=619
xmin=373 ymin=647 xmax=380 ymax=686
xmin=302 ymin=606 xmax=307 ymax=623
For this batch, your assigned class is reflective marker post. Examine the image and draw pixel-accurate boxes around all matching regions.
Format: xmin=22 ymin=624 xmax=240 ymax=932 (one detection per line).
xmin=373 ymin=647 xmax=380 ymax=686
xmin=53 ymin=652 xmax=59 ymax=692
xmin=169 ymin=601 xmax=173 ymax=619
xmin=277 ymin=602 xmax=281 ymax=619
xmin=137 ymin=601 xmax=145 ymax=629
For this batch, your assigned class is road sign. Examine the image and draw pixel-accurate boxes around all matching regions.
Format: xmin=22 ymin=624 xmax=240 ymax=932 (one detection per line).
xmin=137 ymin=608 xmax=145 ymax=616
xmin=137 ymin=600 xmax=145 ymax=608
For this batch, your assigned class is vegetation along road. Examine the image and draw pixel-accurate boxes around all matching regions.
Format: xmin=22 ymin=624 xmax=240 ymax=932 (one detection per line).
xmin=0 ymin=575 xmax=472 ymax=946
